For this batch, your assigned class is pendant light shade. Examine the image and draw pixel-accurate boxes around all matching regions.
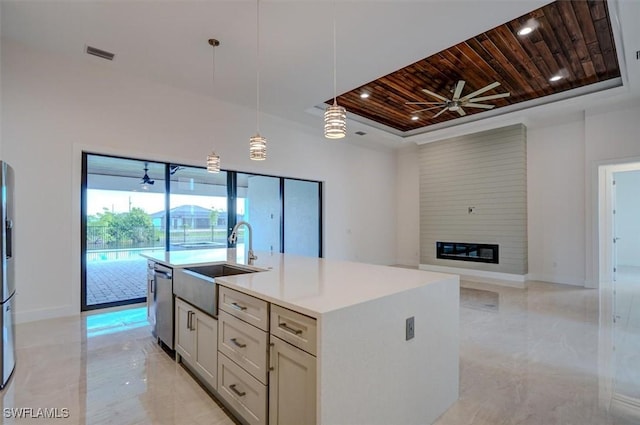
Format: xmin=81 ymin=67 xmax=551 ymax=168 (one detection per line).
xmin=251 ymin=0 xmax=267 ymax=161
xmin=324 ymin=101 xmax=347 ymax=139
xmin=207 ymin=151 xmax=221 ymax=173
xmin=249 ymin=134 xmax=267 ymax=160
xmin=324 ymin=3 xmax=346 ymax=139
xmin=206 ymin=38 xmax=221 ymax=173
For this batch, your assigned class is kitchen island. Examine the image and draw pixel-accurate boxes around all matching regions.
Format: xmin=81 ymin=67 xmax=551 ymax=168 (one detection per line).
xmin=143 ymin=249 xmax=459 ymax=425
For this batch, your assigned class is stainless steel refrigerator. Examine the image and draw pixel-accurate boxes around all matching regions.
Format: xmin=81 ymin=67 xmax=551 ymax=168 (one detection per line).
xmin=0 ymin=162 xmax=15 ymax=389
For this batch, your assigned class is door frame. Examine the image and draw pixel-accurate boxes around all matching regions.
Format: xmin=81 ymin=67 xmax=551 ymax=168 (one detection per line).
xmin=598 ymin=161 xmax=640 ymax=287
xmin=596 ymin=159 xmax=640 ymax=416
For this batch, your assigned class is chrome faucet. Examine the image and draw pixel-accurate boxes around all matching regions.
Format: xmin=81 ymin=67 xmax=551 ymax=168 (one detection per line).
xmin=229 ymin=221 xmax=257 ymax=265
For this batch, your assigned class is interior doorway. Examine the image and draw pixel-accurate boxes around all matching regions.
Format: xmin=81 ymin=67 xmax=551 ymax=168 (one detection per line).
xmin=598 ymin=161 xmax=640 ymax=415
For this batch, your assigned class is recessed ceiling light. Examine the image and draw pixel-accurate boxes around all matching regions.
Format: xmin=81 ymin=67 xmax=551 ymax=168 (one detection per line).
xmin=411 ymin=116 xmax=419 ymax=121
xmin=549 ymin=75 xmax=563 ymax=82
xmin=517 ymin=27 xmax=533 ymax=36
xmin=360 ymin=92 xmax=370 ymax=99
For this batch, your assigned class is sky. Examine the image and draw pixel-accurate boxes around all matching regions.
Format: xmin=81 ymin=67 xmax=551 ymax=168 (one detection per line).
xmin=87 ymin=189 xmax=243 ymax=216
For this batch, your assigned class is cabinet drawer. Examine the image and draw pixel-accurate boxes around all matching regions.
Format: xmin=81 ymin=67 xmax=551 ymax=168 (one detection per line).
xmin=218 ymin=310 xmax=268 ymax=384
xmin=270 ymin=304 xmax=317 ymax=356
xmin=218 ymin=353 xmax=267 ymax=425
xmin=219 ymin=286 xmax=269 ymax=331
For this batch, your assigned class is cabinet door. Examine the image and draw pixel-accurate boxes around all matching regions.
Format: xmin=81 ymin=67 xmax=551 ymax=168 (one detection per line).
xmin=194 ymin=311 xmax=218 ymax=390
xmin=175 ymin=298 xmax=195 ymax=363
xmin=269 ymin=336 xmax=316 ymax=425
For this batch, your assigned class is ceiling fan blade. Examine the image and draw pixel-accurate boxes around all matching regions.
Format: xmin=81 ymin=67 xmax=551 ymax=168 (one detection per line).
xmin=405 ymin=101 xmax=442 ymax=105
xmin=468 ymin=92 xmax=510 ymax=102
xmin=432 ymin=107 xmax=448 ymax=118
xmin=452 ymin=80 xmax=466 ymax=101
xmin=412 ymin=106 xmax=442 ymax=113
xmin=457 ymin=107 xmax=467 ymax=116
xmin=463 ymin=103 xmax=495 ymax=109
xmin=460 ymin=81 xmax=501 ymax=102
xmin=421 ymin=88 xmax=449 ymax=102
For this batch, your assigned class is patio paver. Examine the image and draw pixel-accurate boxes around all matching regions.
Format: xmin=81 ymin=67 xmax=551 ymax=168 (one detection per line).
xmin=86 ymin=258 xmax=148 ymax=305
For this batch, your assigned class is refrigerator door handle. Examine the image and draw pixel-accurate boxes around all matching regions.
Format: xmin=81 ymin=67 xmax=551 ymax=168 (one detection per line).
xmin=5 ymin=219 xmax=12 ymax=259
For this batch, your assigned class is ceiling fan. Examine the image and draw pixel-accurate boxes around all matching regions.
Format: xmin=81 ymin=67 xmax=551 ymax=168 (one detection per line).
xmin=140 ymin=162 xmax=155 ymax=186
xmin=406 ymin=80 xmax=510 ymax=118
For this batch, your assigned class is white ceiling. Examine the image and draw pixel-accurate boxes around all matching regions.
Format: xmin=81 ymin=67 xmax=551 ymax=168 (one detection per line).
xmin=2 ymin=0 xmax=640 ymax=148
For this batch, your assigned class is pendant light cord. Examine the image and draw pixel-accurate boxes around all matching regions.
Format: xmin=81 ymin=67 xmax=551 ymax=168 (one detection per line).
xmin=256 ymin=0 xmax=261 ymax=133
xmin=333 ymin=1 xmax=337 ymax=104
xmin=212 ymin=42 xmax=216 ymax=90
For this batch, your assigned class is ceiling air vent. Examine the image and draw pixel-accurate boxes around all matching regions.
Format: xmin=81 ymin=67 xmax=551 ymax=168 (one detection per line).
xmin=355 ymin=131 xmax=367 ymax=136
xmin=86 ymin=45 xmax=115 ymax=61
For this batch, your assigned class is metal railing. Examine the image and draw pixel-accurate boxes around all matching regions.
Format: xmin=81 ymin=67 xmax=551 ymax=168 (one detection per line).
xmin=86 ymin=225 xmax=233 ymax=251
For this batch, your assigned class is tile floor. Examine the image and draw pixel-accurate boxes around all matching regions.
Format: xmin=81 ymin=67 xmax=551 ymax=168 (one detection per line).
xmin=2 ymin=278 xmax=638 ymax=425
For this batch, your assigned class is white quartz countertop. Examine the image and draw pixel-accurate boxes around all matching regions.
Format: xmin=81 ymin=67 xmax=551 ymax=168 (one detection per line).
xmin=141 ymin=249 xmax=458 ymax=318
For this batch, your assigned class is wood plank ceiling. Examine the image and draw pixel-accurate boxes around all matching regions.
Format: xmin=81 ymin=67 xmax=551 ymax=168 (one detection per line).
xmin=330 ymin=0 xmax=620 ymax=132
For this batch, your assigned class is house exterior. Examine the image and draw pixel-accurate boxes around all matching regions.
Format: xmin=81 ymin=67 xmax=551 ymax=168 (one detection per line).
xmin=150 ymin=205 xmax=225 ymax=230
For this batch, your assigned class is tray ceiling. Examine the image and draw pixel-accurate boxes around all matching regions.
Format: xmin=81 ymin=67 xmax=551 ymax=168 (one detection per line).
xmin=331 ymin=0 xmax=621 ymax=133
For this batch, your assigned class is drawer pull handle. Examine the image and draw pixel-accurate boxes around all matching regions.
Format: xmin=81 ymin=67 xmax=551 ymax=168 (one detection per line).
xmin=231 ymin=302 xmax=247 ymax=311
xmin=279 ymin=322 xmax=303 ymax=335
xmin=230 ymin=338 xmax=247 ymax=348
xmin=229 ymin=384 xmax=246 ymax=397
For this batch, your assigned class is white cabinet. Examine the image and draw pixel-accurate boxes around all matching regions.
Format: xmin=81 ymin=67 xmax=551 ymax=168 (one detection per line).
xmin=215 ymin=286 xmax=318 ymax=425
xmin=218 ymin=352 xmax=268 ymax=425
xmin=175 ymin=298 xmax=195 ymax=364
xmin=217 ymin=287 xmax=268 ymax=425
xmin=269 ymin=305 xmax=317 ymax=425
xmin=219 ymin=285 xmax=269 ymax=331
xmin=194 ymin=310 xmax=218 ymax=388
xmin=175 ymin=297 xmax=218 ymax=391
xmin=269 ymin=335 xmax=316 ymax=425
xmin=218 ymin=310 xmax=269 ymax=384
xmin=270 ymin=304 xmax=317 ymax=356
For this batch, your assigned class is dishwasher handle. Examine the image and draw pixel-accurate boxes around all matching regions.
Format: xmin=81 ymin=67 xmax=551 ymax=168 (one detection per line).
xmin=154 ymin=270 xmax=172 ymax=280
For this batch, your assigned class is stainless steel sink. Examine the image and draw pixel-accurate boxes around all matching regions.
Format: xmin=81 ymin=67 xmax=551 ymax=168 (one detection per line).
xmin=173 ymin=264 xmax=260 ymax=317
xmin=184 ymin=264 xmax=256 ymax=278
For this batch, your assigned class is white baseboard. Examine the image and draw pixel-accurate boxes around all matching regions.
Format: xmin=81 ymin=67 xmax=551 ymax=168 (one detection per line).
xmin=611 ymin=393 xmax=640 ymax=422
xmin=16 ymin=305 xmax=78 ymax=324
xmin=526 ymin=273 xmax=586 ymax=287
xmin=419 ymin=264 xmax=526 ymax=288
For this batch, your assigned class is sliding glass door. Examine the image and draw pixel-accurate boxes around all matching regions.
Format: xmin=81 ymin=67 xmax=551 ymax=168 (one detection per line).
xmin=82 ymin=153 xmax=323 ymax=311
xmin=236 ymin=173 xmax=282 ymax=254
xmin=83 ymin=155 xmax=165 ymax=310
xmin=168 ymin=165 xmax=228 ymax=251
xmin=284 ymin=179 xmax=321 ymax=257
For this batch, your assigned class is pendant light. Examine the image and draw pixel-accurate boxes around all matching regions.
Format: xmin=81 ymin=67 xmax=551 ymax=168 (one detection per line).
xmin=324 ymin=3 xmax=346 ymax=139
xmin=249 ymin=0 xmax=267 ymax=160
xmin=206 ymin=38 xmax=221 ymax=173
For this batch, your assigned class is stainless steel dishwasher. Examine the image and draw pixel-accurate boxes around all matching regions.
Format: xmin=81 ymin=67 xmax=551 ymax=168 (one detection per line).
xmin=153 ymin=263 xmax=174 ymax=349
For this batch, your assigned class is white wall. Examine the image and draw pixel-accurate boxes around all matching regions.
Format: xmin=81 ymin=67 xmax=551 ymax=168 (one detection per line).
xmin=585 ymin=97 xmax=640 ymax=286
xmin=395 ymin=144 xmax=420 ymax=266
xmin=1 ymin=39 xmax=397 ymax=323
xmin=395 ymin=99 xmax=640 ymax=288
xmin=527 ymin=115 xmax=586 ymax=285
xmin=615 ymin=170 xmax=640 ymax=267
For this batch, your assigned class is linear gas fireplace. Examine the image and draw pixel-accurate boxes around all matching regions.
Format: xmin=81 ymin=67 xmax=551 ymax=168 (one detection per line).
xmin=436 ymin=242 xmax=499 ymax=264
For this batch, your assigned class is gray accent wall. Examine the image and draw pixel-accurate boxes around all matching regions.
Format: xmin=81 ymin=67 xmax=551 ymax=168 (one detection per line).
xmin=419 ymin=124 xmax=528 ymax=275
